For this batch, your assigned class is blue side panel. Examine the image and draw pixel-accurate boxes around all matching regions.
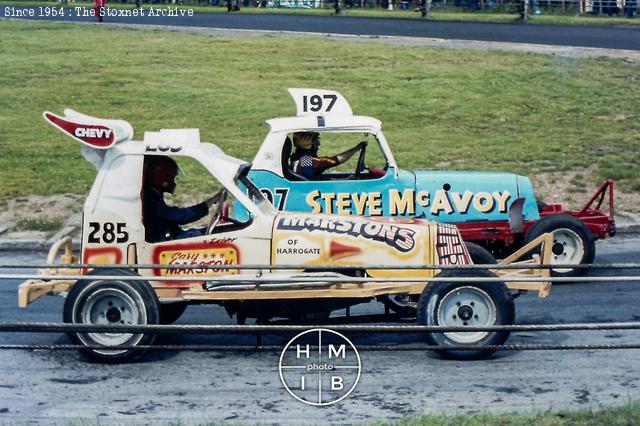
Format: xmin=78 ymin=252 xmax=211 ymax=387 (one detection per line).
xmin=413 ymin=171 xmax=539 ymax=223
xmin=240 ymin=168 xmax=540 ymax=224
xmin=246 ymin=168 xmax=417 ymax=217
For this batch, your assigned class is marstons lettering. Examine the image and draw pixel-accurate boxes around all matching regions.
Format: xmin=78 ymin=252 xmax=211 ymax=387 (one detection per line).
xmin=277 ymin=216 xmax=416 ymax=252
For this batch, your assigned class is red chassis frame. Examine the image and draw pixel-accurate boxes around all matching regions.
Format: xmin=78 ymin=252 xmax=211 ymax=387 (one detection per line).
xmin=457 ymin=179 xmax=615 ymax=245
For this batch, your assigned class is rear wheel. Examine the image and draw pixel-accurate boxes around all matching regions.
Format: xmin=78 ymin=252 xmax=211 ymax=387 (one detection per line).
xmin=63 ymin=269 xmax=159 ymax=362
xmin=417 ymin=269 xmax=515 ymax=359
xmin=525 ymin=214 xmax=595 ymax=278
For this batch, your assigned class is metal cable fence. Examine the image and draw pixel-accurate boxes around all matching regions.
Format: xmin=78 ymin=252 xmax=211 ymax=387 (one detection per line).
xmin=2 ymin=258 xmax=640 ymax=286
xmin=5 ymin=273 xmax=640 ymax=284
xmin=2 ymin=262 xmax=640 ymax=270
xmin=1 ymin=263 xmax=640 ymax=353
xmin=2 ymin=322 xmax=640 ymax=352
xmin=4 ymin=343 xmax=640 ymax=351
xmin=3 ymin=321 xmax=640 ymax=332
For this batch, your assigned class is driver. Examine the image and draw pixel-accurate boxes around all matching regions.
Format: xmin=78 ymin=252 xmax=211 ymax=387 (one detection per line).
xmin=290 ymin=132 xmax=366 ymax=180
xmin=142 ymin=156 xmax=222 ymax=243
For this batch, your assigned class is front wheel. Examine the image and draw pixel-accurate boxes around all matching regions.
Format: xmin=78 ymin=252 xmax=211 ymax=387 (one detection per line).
xmin=63 ymin=269 xmax=159 ymax=363
xmin=417 ymin=269 xmax=515 ymax=359
xmin=524 ymin=214 xmax=595 ymax=278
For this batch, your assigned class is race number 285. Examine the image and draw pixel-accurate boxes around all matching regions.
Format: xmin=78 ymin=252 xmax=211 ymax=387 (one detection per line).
xmin=88 ymin=222 xmax=129 ymax=244
xmin=302 ymin=94 xmax=337 ymax=113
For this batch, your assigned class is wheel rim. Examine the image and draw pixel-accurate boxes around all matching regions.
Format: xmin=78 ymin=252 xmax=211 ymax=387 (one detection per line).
xmin=80 ymin=287 xmax=146 ymax=347
xmin=550 ymin=228 xmax=585 ymax=272
xmin=437 ymin=286 xmax=497 ymax=344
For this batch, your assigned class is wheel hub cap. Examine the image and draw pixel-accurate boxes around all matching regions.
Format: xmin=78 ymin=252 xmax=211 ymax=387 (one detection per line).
xmin=550 ymin=228 xmax=586 ymax=273
xmin=437 ymin=286 xmax=497 ymax=344
xmin=457 ymin=305 xmax=473 ymax=321
xmin=106 ymin=307 xmax=122 ymax=323
xmin=552 ymin=242 xmax=565 ymax=256
xmin=80 ymin=287 xmax=144 ymax=347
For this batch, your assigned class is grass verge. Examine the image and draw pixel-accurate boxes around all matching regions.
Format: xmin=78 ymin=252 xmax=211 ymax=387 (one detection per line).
xmin=16 ymin=217 xmax=63 ymax=232
xmin=382 ymin=399 xmax=640 ymax=425
xmin=0 ymin=19 xmax=638 ymax=200
xmin=61 ymin=400 xmax=640 ymax=425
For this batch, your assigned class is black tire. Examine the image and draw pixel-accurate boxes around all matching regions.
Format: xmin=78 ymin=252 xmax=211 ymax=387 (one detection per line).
xmin=63 ymin=268 xmax=159 ymax=363
xmin=416 ymin=269 xmax=515 ymax=359
xmin=159 ymin=302 xmax=188 ymax=325
xmin=524 ymin=214 xmax=595 ymax=278
xmin=465 ymin=241 xmax=497 ymax=266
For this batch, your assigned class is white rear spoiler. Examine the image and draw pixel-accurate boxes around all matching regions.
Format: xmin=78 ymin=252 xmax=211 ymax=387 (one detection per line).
xmin=43 ymin=109 xmax=134 ymax=149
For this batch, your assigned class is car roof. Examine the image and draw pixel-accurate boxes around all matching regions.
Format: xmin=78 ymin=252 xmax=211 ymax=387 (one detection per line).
xmin=140 ymin=129 xmax=247 ymax=185
xmin=265 ymin=115 xmax=382 ymax=134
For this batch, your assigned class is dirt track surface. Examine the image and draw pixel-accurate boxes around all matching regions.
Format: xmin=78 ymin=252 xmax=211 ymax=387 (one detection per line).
xmin=1 ymin=235 xmax=639 ymax=423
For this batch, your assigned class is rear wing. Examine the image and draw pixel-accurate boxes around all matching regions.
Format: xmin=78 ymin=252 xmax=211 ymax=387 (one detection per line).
xmin=43 ymin=109 xmax=134 ymax=169
xmin=44 ymin=109 xmax=133 ymax=149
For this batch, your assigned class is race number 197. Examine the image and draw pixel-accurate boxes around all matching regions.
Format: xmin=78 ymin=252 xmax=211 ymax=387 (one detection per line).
xmin=302 ymin=94 xmax=338 ymax=113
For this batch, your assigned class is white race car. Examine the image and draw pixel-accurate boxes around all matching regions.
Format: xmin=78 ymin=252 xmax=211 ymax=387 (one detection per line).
xmin=18 ymin=109 xmax=553 ymax=362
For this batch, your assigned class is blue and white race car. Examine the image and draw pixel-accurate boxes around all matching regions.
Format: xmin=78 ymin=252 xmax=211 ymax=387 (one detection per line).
xmin=238 ymin=89 xmax=615 ymax=277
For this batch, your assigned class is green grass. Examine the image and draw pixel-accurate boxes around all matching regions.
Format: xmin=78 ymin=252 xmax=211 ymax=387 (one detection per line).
xmin=60 ymin=399 xmax=640 ymax=425
xmin=0 ymin=20 xmax=638 ymax=199
xmin=16 ymin=217 xmax=63 ymax=232
xmin=382 ymin=399 xmax=640 ymax=424
xmin=2 ymin=0 xmax=639 ymax=27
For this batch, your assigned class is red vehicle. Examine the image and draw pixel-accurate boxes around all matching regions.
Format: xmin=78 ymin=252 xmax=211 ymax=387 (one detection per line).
xmin=456 ymin=179 xmax=615 ymax=275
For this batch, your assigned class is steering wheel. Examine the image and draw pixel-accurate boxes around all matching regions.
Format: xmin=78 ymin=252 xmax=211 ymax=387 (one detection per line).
xmin=207 ymin=189 xmax=227 ymax=234
xmin=354 ymin=142 xmax=368 ymax=179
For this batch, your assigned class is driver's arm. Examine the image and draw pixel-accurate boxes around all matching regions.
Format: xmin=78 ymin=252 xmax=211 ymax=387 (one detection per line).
xmin=147 ymin=196 xmax=209 ymax=226
xmin=333 ymin=141 xmax=367 ymax=165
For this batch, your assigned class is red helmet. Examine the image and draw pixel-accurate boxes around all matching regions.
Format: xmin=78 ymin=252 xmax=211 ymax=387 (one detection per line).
xmin=144 ymin=156 xmax=179 ymax=194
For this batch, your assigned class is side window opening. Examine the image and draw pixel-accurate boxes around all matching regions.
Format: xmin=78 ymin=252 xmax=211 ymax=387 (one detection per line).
xmin=141 ymin=155 xmax=250 ymax=243
xmin=284 ymin=131 xmax=388 ymax=182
